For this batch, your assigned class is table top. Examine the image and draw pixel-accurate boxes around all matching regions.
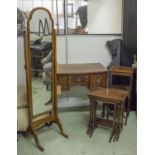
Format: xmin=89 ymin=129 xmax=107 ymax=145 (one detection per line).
xmin=57 ymin=63 xmax=107 ymax=75
xmin=111 ymin=66 xmax=134 ymax=75
xmin=88 ymin=87 xmax=128 ymax=103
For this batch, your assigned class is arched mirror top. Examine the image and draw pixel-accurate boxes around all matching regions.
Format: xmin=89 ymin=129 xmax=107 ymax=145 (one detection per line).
xmin=28 ymin=7 xmax=54 ymax=25
xmin=27 ymin=7 xmax=54 ymax=39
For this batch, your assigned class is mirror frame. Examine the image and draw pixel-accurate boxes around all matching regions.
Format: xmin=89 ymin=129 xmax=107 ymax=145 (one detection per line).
xmin=24 ymin=7 xmax=68 ymax=151
xmin=26 ymin=7 xmax=56 ymax=126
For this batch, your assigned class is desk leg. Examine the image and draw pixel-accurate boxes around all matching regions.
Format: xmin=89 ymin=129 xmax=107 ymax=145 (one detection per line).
xmin=89 ymin=74 xmax=96 ymax=89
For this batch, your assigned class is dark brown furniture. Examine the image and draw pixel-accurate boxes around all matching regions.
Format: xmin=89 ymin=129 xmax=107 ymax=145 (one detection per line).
xmin=57 ymin=63 xmax=108 ymax=91
xmin=87 ymin=87 xmax=128 ymax=142
xmin=110 ymin=66 xmax=134 ymax=125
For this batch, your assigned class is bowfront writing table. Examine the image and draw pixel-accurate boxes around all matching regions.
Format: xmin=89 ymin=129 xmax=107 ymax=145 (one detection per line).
xmin=57 ymin=63 xmax=108 ymax=91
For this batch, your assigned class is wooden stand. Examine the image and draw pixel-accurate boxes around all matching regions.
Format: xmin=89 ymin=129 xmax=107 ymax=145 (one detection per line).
xmin=57 ymin=63 xmax=108 ymax=91
xmin=87 ymin=88 xmax=128 ymax=142
xmin=24 ymin=7 xmax=68 ymax=151
xmin=110 ymin=66 xmax=134 ymax=125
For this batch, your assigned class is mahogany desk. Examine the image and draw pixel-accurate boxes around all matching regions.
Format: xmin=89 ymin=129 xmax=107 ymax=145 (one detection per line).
xmin=57 ymin=63 xmax=108 ymax=91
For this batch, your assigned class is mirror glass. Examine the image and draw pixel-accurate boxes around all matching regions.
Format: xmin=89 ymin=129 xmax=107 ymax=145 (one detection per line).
xmin=29 ymin=9 xmax=53 ymax=116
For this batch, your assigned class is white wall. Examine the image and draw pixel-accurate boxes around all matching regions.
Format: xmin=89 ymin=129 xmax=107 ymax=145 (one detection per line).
xmin=67 ymin=35 xmax=121 ymax=67
xmin=57 ymin=35 xmax=122 ymax=67
xmin=57 ymin=36 xmax=66 ymax=64
xmin=88 ymin=0 xmax=122 ymax=34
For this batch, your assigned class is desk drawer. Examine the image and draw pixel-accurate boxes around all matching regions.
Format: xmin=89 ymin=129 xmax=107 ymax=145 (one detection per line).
xmin=95 ymin=73 xmax=108 ymax=87
xmin=70 ymin=75 xmax=89 ymax=87
xmin=57 ymin=72 xmax=108 ymax=91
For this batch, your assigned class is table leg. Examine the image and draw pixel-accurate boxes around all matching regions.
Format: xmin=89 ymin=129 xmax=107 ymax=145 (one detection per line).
xmin=87 ymin=100 xmax=97 ymax=137
xmin=115 ymin=103 xmax=121 ymax=141
xmin=91 ymin=101 xmax=97 ymax=136
xmin=87 ymin=99 xmax=93 ymax=135
xmin=125 ymin=97 xmax=129 ymax=125
xmin=109 ymin=104 xmax=117 ymax=142
xmin=102 ymin=104 xmax=105 ymax=118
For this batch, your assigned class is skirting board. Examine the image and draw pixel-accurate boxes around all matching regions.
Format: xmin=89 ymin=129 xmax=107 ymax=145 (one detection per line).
xmin=58 ymin=105 xmax=103 ymax=112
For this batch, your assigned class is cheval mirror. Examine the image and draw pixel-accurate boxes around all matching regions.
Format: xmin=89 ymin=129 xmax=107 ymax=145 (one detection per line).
xmin=25 ymin=7 xmax=68 ymax=151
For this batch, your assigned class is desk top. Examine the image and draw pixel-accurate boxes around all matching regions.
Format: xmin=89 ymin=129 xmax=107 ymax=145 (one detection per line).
xmin=57 ymin=63 xmax=107 ymax=75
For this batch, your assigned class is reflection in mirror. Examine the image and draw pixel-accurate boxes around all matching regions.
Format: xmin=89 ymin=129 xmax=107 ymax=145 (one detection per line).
xmin=29 ymin=9 xmax=53 ymax=116
xmin=67 ymin=0 xmax=88 ymax=35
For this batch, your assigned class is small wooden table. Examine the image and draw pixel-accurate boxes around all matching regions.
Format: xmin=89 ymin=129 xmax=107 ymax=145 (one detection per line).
xmin=57 ymin=63 xmax=108 ymax=91
xmin=87 ymin=87 xmax=128 ymax=142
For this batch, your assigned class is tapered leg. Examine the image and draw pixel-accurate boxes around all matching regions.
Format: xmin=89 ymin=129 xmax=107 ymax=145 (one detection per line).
xmin=87 ymin=99 xmax=97 ymax=137
xmin=89 ymin=101 xmax=97 ymax=137
xmin=87 ymin=99 xmax=93 ymax=135
xmin=109 ymin=104 xmax=117 ymax=142
xmin=55 ymin=118 xmax=69 ymax=138
xmin=125 ymin=97 xmax=129 ymax=125
xmin=115 ymin=104 xmax=121 ymax=142
xmin=29 ymin=127 xmax=44 ymax=152
xmin=106 ymin=104 xmax=110 ymax=120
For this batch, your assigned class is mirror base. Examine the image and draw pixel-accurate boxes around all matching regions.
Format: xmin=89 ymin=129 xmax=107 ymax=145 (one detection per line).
xmin=55 ymin=118 xmax=69 ymax=139
xmin=27 ymin=127 xmax=44 ymax=152
xmin=26 ymin=115 xmax=68 ymax=151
